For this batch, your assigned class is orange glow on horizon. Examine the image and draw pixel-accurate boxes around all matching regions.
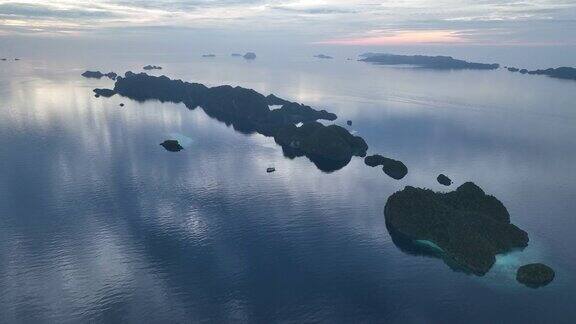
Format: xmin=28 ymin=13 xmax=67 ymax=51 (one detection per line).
xmin=317 ymin=30 xmax=466 ymax=45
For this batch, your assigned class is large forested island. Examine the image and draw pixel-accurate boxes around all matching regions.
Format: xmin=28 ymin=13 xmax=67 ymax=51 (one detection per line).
xmin=93 ymin=72 xmax=369 ymax=171
xmin=384 ymin=182 xmax=529 ymax=275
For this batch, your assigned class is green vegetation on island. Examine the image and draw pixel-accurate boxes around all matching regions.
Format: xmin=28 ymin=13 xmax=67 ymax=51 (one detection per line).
xmin=516 ymin=263 xmax=555 ymax=288
xmin=384 ymin=182 xmax=529 ymax=275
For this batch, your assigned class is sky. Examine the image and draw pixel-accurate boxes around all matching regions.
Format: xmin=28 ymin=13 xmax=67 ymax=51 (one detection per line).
xmin=0 ymin=0 xmax=575 ymax=46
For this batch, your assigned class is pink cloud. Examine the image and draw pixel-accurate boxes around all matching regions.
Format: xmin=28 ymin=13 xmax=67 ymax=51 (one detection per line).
xmin=317 ymin=30 xmax=467 ymax=45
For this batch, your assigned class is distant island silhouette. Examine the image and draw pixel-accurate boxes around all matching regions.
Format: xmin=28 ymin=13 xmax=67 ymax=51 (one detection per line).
xmin=360 ymin=53 xmax=500 ymax=70
xmin=243 ymin=52 xmax=257 ymax=60
xmin=230 ymin=52 xmax=257 ymax=60
xmin=507 ymin=66 xmax=576 ymax=81
xmin=82 ymin=71 xmax=117 ymax=80
xmin=359 ymin=53 xmax=576 ymax=82
xmin=143 ymin=65 xmax=162 ymax=70
xmin=360 ymin=53 xmax=576 ymax=83
xmin=314 ymin=54 xmax=333 ymax=59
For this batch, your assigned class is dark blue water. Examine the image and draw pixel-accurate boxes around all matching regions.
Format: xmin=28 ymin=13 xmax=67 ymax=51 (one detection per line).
xmin=0 ymin=54 xmax=575 ymax=323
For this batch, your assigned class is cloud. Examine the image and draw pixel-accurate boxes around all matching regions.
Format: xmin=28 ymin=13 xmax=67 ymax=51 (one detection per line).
xmin=318 ymin=30 xmax=467 ymax=45
xmin=0 ymin=0 xmax=574 ymax=45
xmin=269 ymin=5 xmax=355 ymax=15
xmin=0 ymin=3 xmax=116 ymax=19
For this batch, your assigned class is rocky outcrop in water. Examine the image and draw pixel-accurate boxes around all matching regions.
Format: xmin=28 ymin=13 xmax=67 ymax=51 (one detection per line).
xmin=143 ymin=65 xmax=162 ymax=70
xmin=231 ymin=52 xmax=257 ymax=59
xmin=314 ymin=54 xmax=333 ymax=59
xmin=82 ymin=71 xmax=103 ymax=78
xmin=437 ymin=174 xmax=452 ymax=186
xmin=243 ymin=52 xmax=256 ymax=60
xmin=364 ymin=154 xmax=386 ymax=167
xmin=516 ymin=263 xmax=555 ymax=287
xmin=360 ymin=53 xmax=499 ymax=70
xmin=383 ymin=159 xmax=408 ymax=180
xmin=384 ymin=182 xmax=529 ymax=275
xmin=364 ymin=155 xmax=408 ymax=180
xmin=93 ymin=88 xmax=116 ymax=97
xmin=160 ymin=140 xmax=183 ymax=152
xmin=82 ymin=71 xmax=118 ymax=80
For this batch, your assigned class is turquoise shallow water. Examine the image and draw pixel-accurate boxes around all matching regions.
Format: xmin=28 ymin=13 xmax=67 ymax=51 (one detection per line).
xmin=0 ymin=54 xmax=575 ymax=322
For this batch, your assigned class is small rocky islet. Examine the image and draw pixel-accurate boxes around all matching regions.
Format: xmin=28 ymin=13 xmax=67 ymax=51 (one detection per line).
xmin=516 ymin=263 xmax=555 ymax=287
xmin=364 ymin=154 xmax=408 ymax=180
xmin=143 ymin=65 xmax=162 ymax=70
xmin=82 ymin=70 xmax=117 ymax=80
xmin=93 ymin=88 xmax=116 ymax=97
xmin=243 ymin=52 xmax=257 ymax=60
xmin=230 ymin=52 xmax=257 ymax=60
xmin=437 ymin=174 xmax=452 ymax=186
xmin=160 ymin=140 xmax=184 ymax=152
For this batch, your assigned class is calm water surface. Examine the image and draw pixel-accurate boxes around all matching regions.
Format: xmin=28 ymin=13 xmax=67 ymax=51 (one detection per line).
xmin=0 ymin=54 xmax=575 ymax=323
